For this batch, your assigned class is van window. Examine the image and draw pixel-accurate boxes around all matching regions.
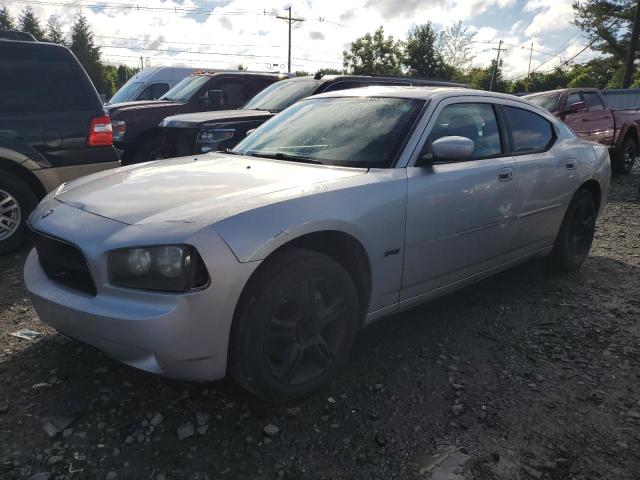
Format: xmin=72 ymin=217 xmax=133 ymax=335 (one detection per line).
xmin=0 ymin=46 xmax=96 ymax=112
xmin=136 ymin=83 xmax=169 ymax=100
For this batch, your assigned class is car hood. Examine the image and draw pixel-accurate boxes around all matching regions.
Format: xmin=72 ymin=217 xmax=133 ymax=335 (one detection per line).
xmin=106 ymin=100 xmax=184 ymax=115
xmin=161 ymin=109 xmax=275 ymax=128
xmin=55 ymin=153 xmax=367 ymax=225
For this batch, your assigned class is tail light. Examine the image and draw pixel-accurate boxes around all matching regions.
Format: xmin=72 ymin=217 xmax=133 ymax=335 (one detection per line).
xmin=88 ymin=115 xmax=113 ymax=146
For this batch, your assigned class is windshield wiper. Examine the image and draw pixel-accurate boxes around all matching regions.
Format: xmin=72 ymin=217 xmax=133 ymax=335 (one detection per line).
xmin=245 ymin=151 xmax=323 ymax=164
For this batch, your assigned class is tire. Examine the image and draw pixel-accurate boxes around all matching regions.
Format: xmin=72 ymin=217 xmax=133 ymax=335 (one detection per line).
xmin=230 ymin=248 xmax=360 ymax=403
xmin=131 ymin=135 xmax=164 ymax=165
xmin=550 ymin=188 xmax=597 ymax=272
xmin=612 ymin=137 xmax=637 ymax=174
xmin=0 ymin=172 xmax=38 ymax=254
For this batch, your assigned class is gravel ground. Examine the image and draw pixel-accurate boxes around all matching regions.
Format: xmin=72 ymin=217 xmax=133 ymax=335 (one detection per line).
xmin=1 ymin=169 xmax=639 ymax=480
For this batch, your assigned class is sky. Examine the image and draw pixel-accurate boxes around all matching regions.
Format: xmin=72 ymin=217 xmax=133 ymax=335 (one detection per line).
xmin=2 ymin=0 xmax=600 ymax=80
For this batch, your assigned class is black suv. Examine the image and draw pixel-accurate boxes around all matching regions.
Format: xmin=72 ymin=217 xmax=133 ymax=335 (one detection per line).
xmin=0 ymin=38 xmax=119 ymax=253
xmin=107 ymin=71 xmax=289 ymax=164
xmin=159 ymin=73 xmax=466 ymax=158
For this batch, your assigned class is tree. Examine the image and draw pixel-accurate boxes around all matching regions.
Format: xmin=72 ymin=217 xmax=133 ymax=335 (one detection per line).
xmin=343 ymin=26 xmax=403 ymax=75
xmin=237 ymin=64 xmax=246 ymax=70
xmin=45 ymin=15 xmax=65 ymax=44
xmin=19 ymin=6 xmax=45 ymax=40
xmin=439 ymin=21 xmax=476 ymax=72
xmin=70 ymin=13 xmax=106 ymax=94
xmin=573 ymin=1 xmax=636 ymax=61
xmin=0 ymin=6 xmax=15 ymax=30
xmin=465 ymin=60 xmax=510 ymax=92
xmin=404 ymin=23 xmax=452 ymax=78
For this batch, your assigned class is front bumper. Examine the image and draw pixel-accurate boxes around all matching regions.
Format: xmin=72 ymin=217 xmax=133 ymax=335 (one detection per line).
xmin=24 ymin=199 xmax=259 ymax=381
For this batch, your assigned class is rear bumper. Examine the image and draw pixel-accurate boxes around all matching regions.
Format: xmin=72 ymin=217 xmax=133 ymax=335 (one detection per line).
xmin=33 ymin=160 xmax=120 ymax=193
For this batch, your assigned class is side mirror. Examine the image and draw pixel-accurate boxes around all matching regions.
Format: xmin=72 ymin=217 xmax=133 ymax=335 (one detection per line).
xmin=427 ymin=136 xmax=475 ymax=163
xmin=201 ymin=90 xmax=223 ymax=108
xmin=563 ymin=101 xmax=586 ymax=115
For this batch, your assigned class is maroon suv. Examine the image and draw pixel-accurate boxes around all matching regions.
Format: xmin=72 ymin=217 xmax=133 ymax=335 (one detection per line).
xmin=107 ymin=70 xmax=288 ymax=164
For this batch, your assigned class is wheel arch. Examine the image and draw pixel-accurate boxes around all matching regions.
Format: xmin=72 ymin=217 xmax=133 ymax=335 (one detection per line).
xmin=616 ymin=123 xmax=639 ymax=151
xmin=0 ymin=158 xmax=47 ymax=200
xmin=579 ymin=178 xmax=602 ymax=213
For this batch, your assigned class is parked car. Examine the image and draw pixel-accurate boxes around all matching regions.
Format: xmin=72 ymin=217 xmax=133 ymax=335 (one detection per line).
xmin=159 ymin=73 xmax=467 ymax=158
xmin=107 ymin=71 xmax=288 ymax=164
xmin=108 ymin=66 xmax=209 ymax=104
xmin=0 ymin=38 xmax=119 ymax=254
xmin=524 ymin=88 xmax=639 ymax=173
xmin=25 ymin=87 xmax=610 ymax=402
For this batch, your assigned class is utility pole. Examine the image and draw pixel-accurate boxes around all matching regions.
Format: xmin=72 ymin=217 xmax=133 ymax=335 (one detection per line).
xmin=489 ymin=39 xmax=504 ymax=91
xmin=276 ymin=6 xmax=304 ymax=73
xmin=526 ymin=42 xmax=533 ymax=92
xmin=140 ymin=56 xmax=144 ymax=70
xmin=623 ymin=0 xmax=640 ymax=89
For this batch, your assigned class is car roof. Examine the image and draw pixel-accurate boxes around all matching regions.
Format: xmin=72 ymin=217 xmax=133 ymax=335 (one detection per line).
xmin=307 ymin=85 xmax=510 ymax=100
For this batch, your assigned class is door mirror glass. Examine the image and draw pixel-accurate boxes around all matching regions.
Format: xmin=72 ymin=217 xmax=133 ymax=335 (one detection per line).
xmin=429 ymin=136 xmax=475 ymax=162
xmin=563 ymin=100 xmax=586 ymax=115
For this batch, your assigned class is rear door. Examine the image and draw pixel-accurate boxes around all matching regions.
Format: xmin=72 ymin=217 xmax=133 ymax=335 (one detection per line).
xmin=505 ymin=103 xmax=580 ymax=250
xmin=401 ymin=98 xmax=520 ymax=300
xmin=0 ymin=43 xmax=112 ymax=168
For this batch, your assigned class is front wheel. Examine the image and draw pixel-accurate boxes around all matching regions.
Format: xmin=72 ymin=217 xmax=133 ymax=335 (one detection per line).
xmin=550 ymin=188 xmax=597 ymax=272
xmin=230 ymin=249 xmax=360 ymax=403
xmin=612 ymin=138 xmax=637 ymax=174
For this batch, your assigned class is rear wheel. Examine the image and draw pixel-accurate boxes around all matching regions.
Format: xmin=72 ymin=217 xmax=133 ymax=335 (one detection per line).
xmin=551 ymin=188 xmax=597 ymax=272
xmin=612 ymin=137 xmax=637 ymax=174
xmin=230 ymin=249 xmax=360 ymax=403
xmin=0 ymin=172 xmax=38 ymax=254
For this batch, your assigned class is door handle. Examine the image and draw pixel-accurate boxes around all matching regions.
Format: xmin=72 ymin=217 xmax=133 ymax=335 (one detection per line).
xmin=566 ymin=161 xmax=577 ymax=170
xmin=498 ymin=168 xmax=513 ymax=182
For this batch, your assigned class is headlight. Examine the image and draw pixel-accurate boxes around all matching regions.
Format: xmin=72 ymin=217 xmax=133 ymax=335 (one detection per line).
xmin=196 ymin=128 xmax=235 ymax=153
xmin=111 ymin=120 xmax=126 ymax=142
xmin=108 ymin=245 xmax=209 ymax=292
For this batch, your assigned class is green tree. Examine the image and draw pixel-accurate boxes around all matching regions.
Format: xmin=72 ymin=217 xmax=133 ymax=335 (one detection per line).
xmin=237 ymin=64 xmax=246 ymax=70
xmin=438 ymin=21 xmax=476 ymax=72
xmin=404 ymin=22 xmax=452 ymax=78
xmin=573 ymin=1 xmax=636 ymax=61
xmin=70 ymin=13 xmax=106 ymax=95
xmin=343 ymin=26 xmax=403 ymax=75
xmin=465 ymin=60 xmax=510 ymax=92
xmin=317 ymin=67 xmax=343 ymax=75
xmin=45 ymin=15 xmax=65 ymax=44
xmin=116 ymin=65 xmax=139 ymax=88
xmin=0 ymin=6 xmax=15 ymax=30
xmin=19 ymin=6 xmax=44 ymax=40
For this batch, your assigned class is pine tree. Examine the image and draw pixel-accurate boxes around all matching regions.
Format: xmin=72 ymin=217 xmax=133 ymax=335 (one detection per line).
xmin=45 ymin=15 xmax=65 ymax=44
xmin=19 ymin=6 xmax=44 ymax=40
xmin=0 ymin=6 xmax=15 ymax=30
xmin=70 ymin=13 xmax=106 ymax=94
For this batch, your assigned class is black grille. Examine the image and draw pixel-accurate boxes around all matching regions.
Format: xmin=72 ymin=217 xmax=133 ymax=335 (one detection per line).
xmin=30 ymin=228 xmax=97 ymax=296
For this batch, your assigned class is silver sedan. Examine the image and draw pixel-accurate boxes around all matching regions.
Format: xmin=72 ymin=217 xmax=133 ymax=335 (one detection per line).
xmin=24 ymin=87 xmax=610 ymax=402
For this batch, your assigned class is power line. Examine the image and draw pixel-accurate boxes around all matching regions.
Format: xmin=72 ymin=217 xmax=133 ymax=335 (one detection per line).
xmin=97 ymin=44 xmax=343 ymax=65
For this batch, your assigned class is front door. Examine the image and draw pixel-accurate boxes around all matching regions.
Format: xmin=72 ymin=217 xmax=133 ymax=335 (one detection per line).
xmin=401 ymin=100 xmax=520 ymax=301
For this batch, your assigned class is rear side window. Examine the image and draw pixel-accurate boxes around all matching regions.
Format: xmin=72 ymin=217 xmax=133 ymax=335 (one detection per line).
xmin=583 ymin=92 xmax=605 ymax=110
xmin=503 ymin=106 xmax=554 ymax=153
xmin=218 ymin=78 xmax=248 ymax=108
xmin=137 ymin=83 xmax=169 ymax=100
xmin=0 ymin=46 xmax=96 ymax=112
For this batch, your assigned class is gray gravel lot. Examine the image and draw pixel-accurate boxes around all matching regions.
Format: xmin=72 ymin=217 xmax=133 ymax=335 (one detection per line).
xmin=1 ymin=169 xmax=639 ymax=480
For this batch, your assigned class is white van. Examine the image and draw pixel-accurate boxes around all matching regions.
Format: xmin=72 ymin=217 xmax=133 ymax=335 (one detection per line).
xmin=108 ymin=66 xmax=207 ymax=104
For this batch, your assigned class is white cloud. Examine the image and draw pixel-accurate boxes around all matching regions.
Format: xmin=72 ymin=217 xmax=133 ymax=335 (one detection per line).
xmin=3 ymin=0 xmax=593 ymax=78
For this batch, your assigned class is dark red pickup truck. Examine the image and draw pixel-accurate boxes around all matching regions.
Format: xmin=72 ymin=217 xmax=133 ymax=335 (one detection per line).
xmin=524 ymin=88 xmax=639 ymax=173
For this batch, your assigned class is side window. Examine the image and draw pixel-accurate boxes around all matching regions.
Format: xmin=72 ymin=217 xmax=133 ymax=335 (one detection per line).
xmin=136 ymin=83 xmax=169 ymax=100
xmin=217 ymin=78 xmax=248 ymax=108
xmin=565 ymin=93 xmax=582 ymax=110
xmin=0 ymin=47 xmax=95 ymax=112
xmin=421 ymin=103 xmax=502 ymax=160
xmin=582 ymin=92 xmax=605 ymax=111
xmin=503 ymin=106 xmax=554 ymax=153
